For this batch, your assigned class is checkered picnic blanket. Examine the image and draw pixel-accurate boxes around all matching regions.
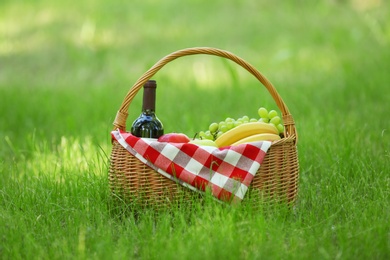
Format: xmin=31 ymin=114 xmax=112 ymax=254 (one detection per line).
xmin=111 ymin=129 xmax=271 ymax=203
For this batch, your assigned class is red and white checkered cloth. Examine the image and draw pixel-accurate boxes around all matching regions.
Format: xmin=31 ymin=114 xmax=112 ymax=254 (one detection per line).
xmin=111 ymin=129 xmax=271 ymax=203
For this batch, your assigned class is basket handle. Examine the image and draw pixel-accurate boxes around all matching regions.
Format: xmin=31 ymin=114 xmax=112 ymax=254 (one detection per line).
xmin=113 ymin=47 xmax=297 ymax=143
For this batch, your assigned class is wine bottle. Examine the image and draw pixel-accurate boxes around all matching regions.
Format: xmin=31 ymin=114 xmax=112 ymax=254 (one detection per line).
xmin=131 ymin=80 xmax=164 ymax=138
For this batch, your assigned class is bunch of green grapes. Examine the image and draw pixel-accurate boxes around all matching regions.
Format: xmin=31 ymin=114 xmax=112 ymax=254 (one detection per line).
xmin=257 ymin=107 xmax=284 ymax=135
xmin=198 ymin=107 xmax=284 ymax=141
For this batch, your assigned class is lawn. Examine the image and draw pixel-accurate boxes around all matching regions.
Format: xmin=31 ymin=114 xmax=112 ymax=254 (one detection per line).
xmin=1 ymin=0 xmax=389 ymax=259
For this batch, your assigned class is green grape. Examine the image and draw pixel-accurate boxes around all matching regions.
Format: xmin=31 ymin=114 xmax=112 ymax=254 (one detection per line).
xmin=219 ymin=125 xmax=228 ymax=133
xmin=268 ymin=110 xmax=278 ymax=119
xmin=276 ymin=124 xmax=284 ymax=134
xmin=270 ymin=116 xmax=281 ymax=125
xmin=216 ymin=131 xmax=224 ymax=139
xmin=226 ymin=121 xmax=235 ymax=130
xmin=234 ymin=120 xmax=243 ymax=127
xmin=209 ymin=122 xmax=219 ymax=133
xmin=204 ymin=131 xmax=213 ymax=140
xmin=258 ymin=107 xmax=269 ymax=118
xmin=225 ymin=117 xmax=234 ymax=123
xmin=242 ymin=115 xmax=249 ymax=122
xmin=198 ymin=131 xmax=206 ymax=139
xmin=259 ymin=117 xmax=269 ymax=123
xmin=250 ymin=118 xmax=258 ymax=122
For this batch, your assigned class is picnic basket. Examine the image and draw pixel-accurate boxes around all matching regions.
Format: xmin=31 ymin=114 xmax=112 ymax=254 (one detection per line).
xmin=109 ymin=47 xmax=299 ymax=207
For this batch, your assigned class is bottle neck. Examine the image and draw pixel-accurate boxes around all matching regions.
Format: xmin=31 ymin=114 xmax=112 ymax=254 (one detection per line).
xmin=142 ymin=80 xmax=157 ymax=113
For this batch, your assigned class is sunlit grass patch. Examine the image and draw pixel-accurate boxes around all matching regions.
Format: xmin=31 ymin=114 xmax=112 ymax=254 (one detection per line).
xmin=4 ymin=132 xmax=109 ymax=181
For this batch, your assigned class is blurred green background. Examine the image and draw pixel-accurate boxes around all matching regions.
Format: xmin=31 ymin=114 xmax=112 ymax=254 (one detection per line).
xmin=2 ymin=0 xmax=388 ymax=141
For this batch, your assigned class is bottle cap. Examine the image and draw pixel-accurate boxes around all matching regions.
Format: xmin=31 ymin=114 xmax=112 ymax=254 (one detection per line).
xmin=142 ymin=80 xmax=157 ymax=111
xmin=144 ymin=80 xmax=156 ymax=88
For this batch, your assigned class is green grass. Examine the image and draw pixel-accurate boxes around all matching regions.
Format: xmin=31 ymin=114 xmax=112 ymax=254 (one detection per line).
xmin=1 ymin=0 xmax=390 ymax=259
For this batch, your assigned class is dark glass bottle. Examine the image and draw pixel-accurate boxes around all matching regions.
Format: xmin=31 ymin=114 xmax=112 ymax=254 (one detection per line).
xmin=131 ymin=80 xmax=164 ymax=138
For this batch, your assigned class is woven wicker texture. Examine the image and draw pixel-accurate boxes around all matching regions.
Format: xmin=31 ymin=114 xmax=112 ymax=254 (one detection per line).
xmin=109 ymin=47 xmax=299 ymax=207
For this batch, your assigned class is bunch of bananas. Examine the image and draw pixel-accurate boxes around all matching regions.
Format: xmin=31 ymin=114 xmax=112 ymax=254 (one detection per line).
xmin=215 ymin=122 xmax=281 ymax=147
xmin=194 ymin=107 xmax=284 ymax=147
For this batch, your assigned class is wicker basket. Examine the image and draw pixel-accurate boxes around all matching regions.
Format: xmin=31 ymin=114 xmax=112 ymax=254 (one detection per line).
xmin=109 ymin=47 xmax=299 ymax=208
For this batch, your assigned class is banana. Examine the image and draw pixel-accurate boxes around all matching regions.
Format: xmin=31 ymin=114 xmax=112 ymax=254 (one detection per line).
xmin=215 ymin=122 xmax=279 ymax=147
xmin=231 ymin=133 xmax=281 ymax=146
